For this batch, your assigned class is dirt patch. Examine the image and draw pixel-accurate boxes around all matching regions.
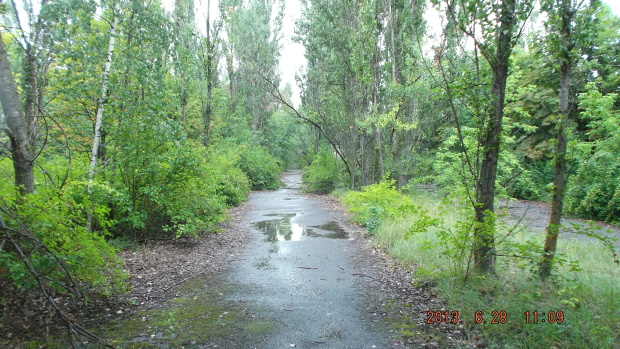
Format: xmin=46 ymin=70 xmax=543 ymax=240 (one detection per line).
xmin=118 ymin=205 xmax=250 ymax=309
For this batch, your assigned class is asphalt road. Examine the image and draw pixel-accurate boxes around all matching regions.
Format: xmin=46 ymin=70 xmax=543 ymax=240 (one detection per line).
xmin=226 ymin=170 xmax=391 ymax=348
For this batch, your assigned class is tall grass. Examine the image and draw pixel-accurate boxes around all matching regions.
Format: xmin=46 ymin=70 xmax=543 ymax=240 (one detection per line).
xmin=364 ymin=190 xmax=619 ymax=348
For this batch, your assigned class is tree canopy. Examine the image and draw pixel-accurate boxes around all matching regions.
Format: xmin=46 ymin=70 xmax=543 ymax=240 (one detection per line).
xmin=1 ymin=0 xmax=619 ymax=345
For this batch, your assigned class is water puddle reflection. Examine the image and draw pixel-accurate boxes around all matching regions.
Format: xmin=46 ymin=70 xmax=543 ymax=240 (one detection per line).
xmin=252 ymin=215 xmax=349 ymax=241
xmin=307 ymin=221 xmax=349 ymax=239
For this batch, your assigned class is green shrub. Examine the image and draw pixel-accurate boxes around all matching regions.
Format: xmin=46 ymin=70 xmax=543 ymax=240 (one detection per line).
xmin=302 ymin=149 xmax=341 ymax=193
xmin=0 ymin=151 xmax=127 ymax=298
xmin=431 ymin=125 xmax=548 ymax=201
xmin=0 ymin=187 xmax=127 ymax=295
xmin=566 ymin=151 xmax=620 ymax=223
xmin=207 ymin=146 xmax=251 ymax=207
xmin=566 ymin=84 xmax=620 ymax=224
xmin=236 ymin=144 xmax=283 ymax=190
xmin=107 ymin=118 xmax=230 ymax=239
xmin=343 ymin=178 xmax=417 ymax=233
xmin=504 ymin=167 xmax=544 ymax=201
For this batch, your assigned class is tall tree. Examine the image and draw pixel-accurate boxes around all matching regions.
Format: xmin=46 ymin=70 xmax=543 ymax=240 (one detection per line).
xmin=0 ymin=0 xmax=60 ymax=195
xmin=442 ymin=0 xmax=533 ymax=273
xmin=0 ymin=35 xmax=34 ymax=194
xmin=86 ymin=6 xmax=118 ymax=229
xmin=539 ymin=0 xmax=598 ymax=279
xmin=200 ymin=0 xmax=221 ymax=147
xmin=172 ymin=0 xmax=198 ymax=129
xmin=225 ymin=0 xmax=283 ymax=140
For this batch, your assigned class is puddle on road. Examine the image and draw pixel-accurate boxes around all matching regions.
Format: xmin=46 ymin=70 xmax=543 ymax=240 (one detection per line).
xmin=252 ymin=214 xmax=303 ymax=242
xmin=308 ymin=221 xmax=349 ymax=239
xmin=252 ymin=215 xmax=349 ymax=241
xmin=264 ymin=213 xmax=297 ymax=218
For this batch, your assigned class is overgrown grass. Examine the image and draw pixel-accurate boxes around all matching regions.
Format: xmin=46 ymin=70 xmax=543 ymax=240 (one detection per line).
xmin=340 ymin=188 xmax=620 ymax=348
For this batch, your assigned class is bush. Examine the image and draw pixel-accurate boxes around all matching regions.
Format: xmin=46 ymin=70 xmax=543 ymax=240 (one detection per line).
xmin=430 ymin=125 xmax=551 ymax=201
xmin=236 ymin=144 xmax=283 ymax=190
xmin=302 ymin=149 xmax=341 ymax=193
xmin=107 ymin=118 xmax=230 ymax=239
xmin=565 ymin=84 xmax=620 ymax=224
xmin=1 ymin=188 xmax=127 ymax=295
xmin=207 ymin=146 xmax=251 ymax=207
xmin=0 ymin=157 xmax=126 ymax=295
xmin=504 ymin=167 xmax=545 ymax=201
xmin=343 ymin=178 xmax=417 ymax=233
xmin=566 ymin=151 xmax=620 ymax=224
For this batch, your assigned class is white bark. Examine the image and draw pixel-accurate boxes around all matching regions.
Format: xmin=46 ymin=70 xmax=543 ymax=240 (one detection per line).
xmin=87 ymin=12 xmax=118 ymax=230
xmin=87 ymin=13 xmax=118 ymax=193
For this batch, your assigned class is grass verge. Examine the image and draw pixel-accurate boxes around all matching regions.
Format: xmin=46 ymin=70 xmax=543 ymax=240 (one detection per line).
xmin=339 ymin=188 xmax=620 ymax=348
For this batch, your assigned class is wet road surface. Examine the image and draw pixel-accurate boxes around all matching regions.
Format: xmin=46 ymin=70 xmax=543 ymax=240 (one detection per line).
xmin=226 ymin=170 xmax=391 ymax=348
xmin=499 ymin=199 xmax=620 ymax=249
xmin=94 ymin=170 xmax=413 ymax=348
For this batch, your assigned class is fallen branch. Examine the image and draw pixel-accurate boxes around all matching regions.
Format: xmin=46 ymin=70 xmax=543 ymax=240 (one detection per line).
xmin=1 ymin=214 xmax=115 ymax=348
xmin=163 ymin=272 xmax=207 ymax=292
xmin=352 ymin=273 xmax=377 ymax=280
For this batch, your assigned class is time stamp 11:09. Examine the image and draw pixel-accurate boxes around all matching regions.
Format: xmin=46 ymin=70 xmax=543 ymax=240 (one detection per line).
xmin=426 ymin=310 xmax=565 ymax=324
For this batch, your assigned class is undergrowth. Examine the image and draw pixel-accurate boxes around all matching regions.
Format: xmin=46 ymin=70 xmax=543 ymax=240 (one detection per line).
xmin=339 ymin=186 xmax=620 ymax=348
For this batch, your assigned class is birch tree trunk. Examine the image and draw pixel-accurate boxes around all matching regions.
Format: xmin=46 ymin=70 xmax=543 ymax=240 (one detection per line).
xmin=87 ymin=12 xmax=118 ymax=228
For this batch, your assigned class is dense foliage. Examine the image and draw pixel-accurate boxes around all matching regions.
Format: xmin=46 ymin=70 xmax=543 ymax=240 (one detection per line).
xmin=236 ymin=145 xmax=283 ymax=190
xmin=0 ymin=0 xmax=298 ymax=343
xmin=565 ymin=84 xmax=620 ymax=223
xmin=299 ymin=0 xmax=619 ymax=264
xmin=302 ymin=147 xmax=348 ymax=193
xmin=1 ymin=0 xmax=619 ymax=346
xmin=343 ymin=178 xmax=417 ymax=233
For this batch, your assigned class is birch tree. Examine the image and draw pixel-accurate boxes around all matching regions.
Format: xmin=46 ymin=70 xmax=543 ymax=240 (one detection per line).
xmin=86 ymin=7 xmax=118 ymax=228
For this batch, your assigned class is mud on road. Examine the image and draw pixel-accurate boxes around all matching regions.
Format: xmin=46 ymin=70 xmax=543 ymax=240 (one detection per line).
xmin=96 ymin=171 xmax=466 ymax=348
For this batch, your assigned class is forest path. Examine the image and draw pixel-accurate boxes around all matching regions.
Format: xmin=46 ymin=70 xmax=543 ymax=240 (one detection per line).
xmin=224 ymin=170 xmax=393 ymax=348
xmin=101 ymin=171 xmax=465 ymax=348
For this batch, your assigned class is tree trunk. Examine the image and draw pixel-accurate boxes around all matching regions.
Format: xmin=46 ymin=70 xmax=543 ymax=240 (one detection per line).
xmin=0 ymin=36 xmax=35 ymax=195
xmin=87 ymin=12 xmax=118 ymax=228
xmin=181 ymin=71 xmax=187 ymax=128
xmin=473 ymin=0 xmax=517 ymax=273
xmin=540 ymin=0 xmax=573 ymax=278
xmin=23 ymin=47 xmax=39 ymax=150
xmin=226 ymin=45 xmax=237 ymax=113
xmin=539 ymin=99 xmax=568 ymax=278
xmin=203 ymin=0 xmax=213 ymax=147
xmin=374 ymin=126 xmax=385 ymax=179
xmin=372 ymin=34 xmax=384 ymax=180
